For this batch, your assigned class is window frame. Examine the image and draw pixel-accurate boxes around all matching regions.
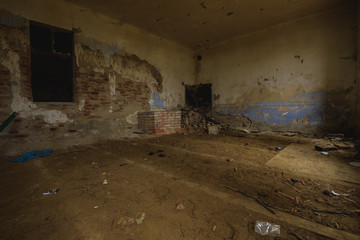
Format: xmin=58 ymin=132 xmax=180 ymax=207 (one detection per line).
xmin=29 ymin=20 xmax=75 ymax=103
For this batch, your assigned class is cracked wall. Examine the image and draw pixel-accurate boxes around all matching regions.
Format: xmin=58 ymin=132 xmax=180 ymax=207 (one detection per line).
xmin=198 ymin=3 xmax=358 ymax=135
xmin=0 ymin=3 xmax=194 ymax=154
xmin=357 ymin=1 xmax=360 ymax=136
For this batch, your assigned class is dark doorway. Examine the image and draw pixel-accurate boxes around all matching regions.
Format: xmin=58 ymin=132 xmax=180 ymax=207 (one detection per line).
xmin=30 ymin=21 xmax=74 ymax=102
xmin=185 ymin=84 xmax=212 ymax=109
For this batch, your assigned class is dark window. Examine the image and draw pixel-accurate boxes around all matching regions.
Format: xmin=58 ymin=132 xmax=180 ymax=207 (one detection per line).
xmin=185 ymin=84 xmax=212 ymax=110
xmin=30 ymin=21 xmax=74 ymax=102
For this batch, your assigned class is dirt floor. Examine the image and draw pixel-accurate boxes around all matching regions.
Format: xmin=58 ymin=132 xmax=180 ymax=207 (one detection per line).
xmin=0 ymin=132 xmax=359 ymax=240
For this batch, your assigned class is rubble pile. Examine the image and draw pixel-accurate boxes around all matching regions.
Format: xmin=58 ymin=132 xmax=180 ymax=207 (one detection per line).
xmin=181 ymin=108 xmax=253 ymax=134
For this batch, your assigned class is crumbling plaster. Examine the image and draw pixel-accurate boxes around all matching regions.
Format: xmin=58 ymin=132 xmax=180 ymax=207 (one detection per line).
xmin=357 ymin=1 xmax=360 ymax=136
xmin=0 ymin=0 xmax=195 ymax=110
xmin=198 ymin=3 xmax=358 ymax=134
xmin=0 ymin=22 xmax=71 ymax=124
xmin=0 ymin=1 xmax=195 ymax=154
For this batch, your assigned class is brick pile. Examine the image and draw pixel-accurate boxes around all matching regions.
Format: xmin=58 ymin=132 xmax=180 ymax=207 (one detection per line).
xmin=138 ymin=111 xmax=181 ymax=135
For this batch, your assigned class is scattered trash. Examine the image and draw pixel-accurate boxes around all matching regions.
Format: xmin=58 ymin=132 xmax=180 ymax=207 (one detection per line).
xmin=312 ymin=209 xmax=360 ymax=215
xmin=207 ymin=125 xmax=219 ymax=135
xmin=331 ymin=190 xmax=341 ymax=196
xmin=275 ymin=147 xmax=283 ymax=151
xmin=158 ymin=154 xmax=166 ymax=157
xmin=291 ymin=207 xmax=299 ymax=213
xmin=94 ymin=206 xmax=99 ymax=209
xmin=148 ymin=152 xmax=154 ymax=156
xmin=43 ymin=188 xmax=59 ymax=195
xmin=11 ymin=149 xmax=52 ymax=163
xmin=334 ymin=143 xmax=354 ymax=150
xmin=103 ymin=179 xmax=108 ymax=185
xmin=225 ymin=185 xmax=275 ymax=214
xmin=257 ymin=191 xmax=268 ymax=197
xmin=349 ymin=162 xmax=360 ymax=167
xmin=226 ymin=158 xmax=232 ymax=162
xmin=323 ymin=190 xmax=347 ymax=197
xmin=0 ymin=112 xmax=18 ymax=133
xmin=291 ymin=178 xmax=299 ymax=183
xmin=284 ymin=133 xmax=297 ymax=137
xmin=135 ymin=212 xmax=145 ymax=224
xmin=91 ymin=162 xmax=99 ymax=168
xmin=315 ymin=145 xmax=337 ymax=151
xmin=119 ymin=163 xmax=127 ymax=166
xmin=133 ymin=131 xmax=144 ymax=135
xmin=326 ymin=133 xmax=344 ymax=139
xmin=275 ymin=190 xmax=295 ymax=200
xmin=176 ymin=203 xmax=185 ymax=210
xmin=239 ymin=129 xmax=250 ymax=133
xmin=289 ymin=232 xmax=302 ymax=240
xmin=321 ymin=151 xmax=328 ymax=155
xmin=323 ymin=190 xmax=331 ymax=196
xmin=233 ymin=167 xmax=237 ymax=172
xmin=118 ymin=216 xmax=135 ymax=226
xmin=255 ymin=221 xmax=280 ymax=236
xmin=290 ymin=178 xmax=304 ymax=185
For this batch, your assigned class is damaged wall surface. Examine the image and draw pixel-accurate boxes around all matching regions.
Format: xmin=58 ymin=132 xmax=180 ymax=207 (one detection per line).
xmin=0 ymin=0 xmax=194 ymax=154
xmin=357 ymin=1 xmax=360 ymax=137
xmin=198 ymin=2 xmax=358 ymax=134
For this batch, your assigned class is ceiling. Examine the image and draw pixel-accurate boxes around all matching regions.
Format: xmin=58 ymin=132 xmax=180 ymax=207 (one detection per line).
xmin=67 ymin=0 xmax=349 ymax=49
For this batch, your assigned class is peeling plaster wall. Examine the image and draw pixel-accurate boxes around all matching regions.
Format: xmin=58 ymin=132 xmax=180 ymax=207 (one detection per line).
xmin=198 ymin=3 xmax=358 ymax=135
xmin=1 ymin=0 xmax=194 ymax=108
xmin=0 ymin=1 xmax=194 ymax=154
xmin=357 ymin=1 xmax=360 ymax=136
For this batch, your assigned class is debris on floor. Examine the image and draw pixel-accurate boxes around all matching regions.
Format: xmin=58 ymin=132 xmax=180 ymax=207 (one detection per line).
xmin=42 ymin=189 xmax=59 ymax=195
xmin=349 ymin=161 xmax=360 ymax=167
xmin=254 ymin=220 xmax=280 ymax=236
xmin=1 ymin=133 xmax=359 ymax=239
xmin=284 ymin=132 xmax=298 ymax=137
xmin=207 ymin=125 xmax=219 ymax=135
xmin=135 ymin=212 xmax=145 ymax=224
xmin=10 ymin=149 xmax=52 ymax=162
xmin=176 ymin=203 xmax=186 ymax=210
xmin=118 ymin=216 xmax=135 ymax=226
xmin=314 ymin=144 xmax=337 ymax=151
xmin=181 ymin=107 xmax=252 ymax=134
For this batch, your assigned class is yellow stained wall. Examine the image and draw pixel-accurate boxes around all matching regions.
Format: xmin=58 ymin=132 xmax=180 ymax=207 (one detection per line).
xmin=198 ymin=2 xmax=358 ymax=134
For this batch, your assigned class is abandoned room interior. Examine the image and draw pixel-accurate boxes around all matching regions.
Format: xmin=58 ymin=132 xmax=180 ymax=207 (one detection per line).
xmin=0 ymin=0 xmax=359 ymax=239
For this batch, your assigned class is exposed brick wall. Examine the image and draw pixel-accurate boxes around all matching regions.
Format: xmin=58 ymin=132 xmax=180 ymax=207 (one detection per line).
xmin=0 ymin=64 xmax=12 ymax=119
xmin=0 ymin=12 xmax=163 ymax=150
xmin=138 ymin=111 xmax=181 ymax=135
xmin=19 ymin=52 xmax=32 ymax=101
xmin=116 ymin=78 xmax=150 ymax=111
xmin=75 ymin=67 xmax=109 ymax=118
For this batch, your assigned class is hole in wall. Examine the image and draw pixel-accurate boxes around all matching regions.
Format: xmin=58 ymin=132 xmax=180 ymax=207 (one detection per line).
xmin=185 ymin=84 xmax=212 ymax=110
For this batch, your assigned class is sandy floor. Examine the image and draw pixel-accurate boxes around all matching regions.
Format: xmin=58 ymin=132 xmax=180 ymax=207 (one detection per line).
xmin=0 ymin=132 xmax=359 ymax=240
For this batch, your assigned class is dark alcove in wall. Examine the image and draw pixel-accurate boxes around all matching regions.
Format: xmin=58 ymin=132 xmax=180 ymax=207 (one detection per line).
xmin=30 ymin=21 xmax=74 ymax=102
xmin=185 ymin=84 xmax=212 ymax=110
